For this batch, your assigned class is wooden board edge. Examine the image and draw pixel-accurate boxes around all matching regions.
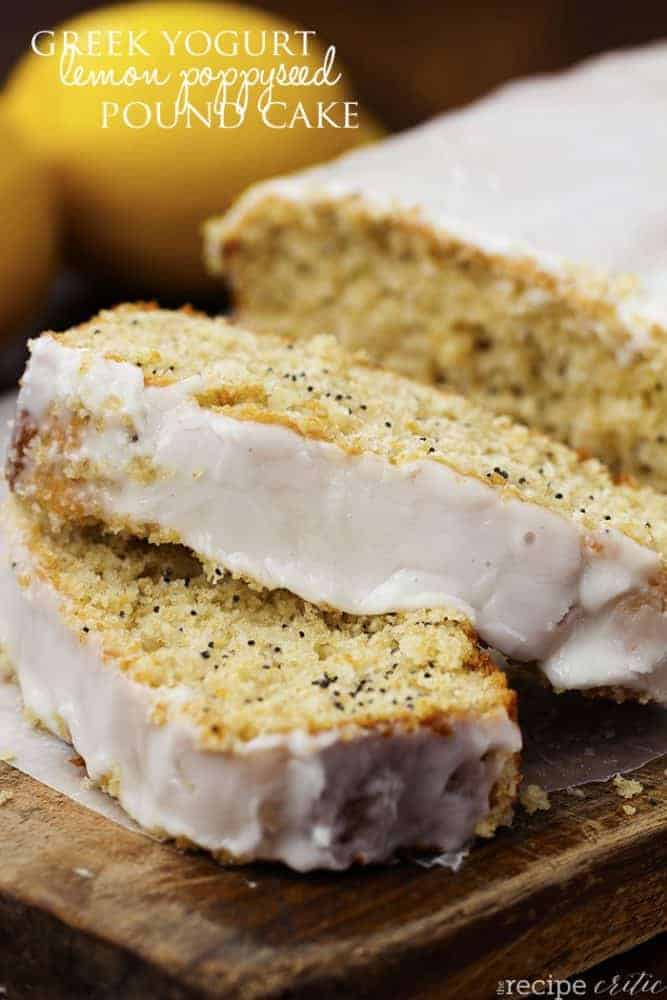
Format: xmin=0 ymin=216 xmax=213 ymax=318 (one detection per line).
xmin=1 ymin=758 xmax=666 ymax=999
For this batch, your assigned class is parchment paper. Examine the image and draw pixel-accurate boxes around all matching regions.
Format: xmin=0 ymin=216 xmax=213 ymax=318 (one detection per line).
xmin=0 ymin=677 xmax=137 ymax=830
xmin=517 ymin=674 xmax=667 ymax=791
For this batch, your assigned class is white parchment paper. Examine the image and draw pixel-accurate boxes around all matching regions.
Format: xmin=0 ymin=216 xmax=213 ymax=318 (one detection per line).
xmin=0 ymin=677 xmax=137 ymax=829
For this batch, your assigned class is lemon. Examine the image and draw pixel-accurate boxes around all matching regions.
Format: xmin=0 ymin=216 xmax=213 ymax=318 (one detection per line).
xmin=5 ymin=2 xmax=383 ymax=296
xmin=0 ymin=106 xmax=58 ymax=339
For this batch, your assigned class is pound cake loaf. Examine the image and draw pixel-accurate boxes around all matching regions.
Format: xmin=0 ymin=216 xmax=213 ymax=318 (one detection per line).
xmin=0 ymin=497 xmax=520 ymax=870
xmin=9 ymin=304 xmax=667 ymax=704
xmin=206 ymin=43 xmax=667 ymax=490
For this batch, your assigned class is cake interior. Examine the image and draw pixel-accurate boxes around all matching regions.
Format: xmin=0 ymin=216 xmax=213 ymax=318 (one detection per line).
xmin=0 ymin=498 xmax=520 ymax=867
xmin=14 ymin=305 xmax=667 ymax=557
xmin=5 ymin=498 xmax=515 ymax=753
xmin=212 ymin=194 xmax=667 ymax=491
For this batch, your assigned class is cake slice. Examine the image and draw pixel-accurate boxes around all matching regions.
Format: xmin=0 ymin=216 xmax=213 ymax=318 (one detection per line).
xmin=0 ymin=497 xmax=520 ymax=870
xmin=206 ymin=42 xmax=667 ymax=491
xmin=8 ymin=304 xmax=667 ymax=704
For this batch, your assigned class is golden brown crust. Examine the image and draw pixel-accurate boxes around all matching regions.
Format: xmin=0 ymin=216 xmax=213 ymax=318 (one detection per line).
xmin=477 ymin=752 xmax=521 ymax=837
xmin=5 ymin=410 xmax=37 ymax=491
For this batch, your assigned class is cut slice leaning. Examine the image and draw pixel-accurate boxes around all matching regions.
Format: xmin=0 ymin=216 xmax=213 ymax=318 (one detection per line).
xmin=0 ymin=498 xmax=520 ymax=870
xmin=9 ymin=304 xmax=667 ymax=704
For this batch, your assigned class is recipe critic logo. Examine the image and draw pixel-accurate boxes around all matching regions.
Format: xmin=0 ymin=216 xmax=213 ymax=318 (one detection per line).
xmin=496 ymin=971 xmax=667 ymax=996
xmin=28 ymin=27 xmax=360 ymax=130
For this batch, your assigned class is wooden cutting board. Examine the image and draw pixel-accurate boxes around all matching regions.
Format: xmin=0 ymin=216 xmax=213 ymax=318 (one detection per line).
xmin=1 ymin=754 xmax=665 ymax=999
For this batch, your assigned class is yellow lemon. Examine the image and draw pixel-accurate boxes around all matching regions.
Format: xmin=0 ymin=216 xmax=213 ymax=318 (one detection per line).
xmin=6 ymin=2 xmax=383 ymax=296
xmin=0 ymin=106 xmax=58 ymax=339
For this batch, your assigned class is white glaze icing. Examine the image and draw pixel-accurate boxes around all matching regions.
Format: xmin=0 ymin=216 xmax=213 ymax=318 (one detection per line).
xmin=0 ymin=512 xmax=520 ymax=871
xmin=14 ymin=337 xmax=667 ymax=702
xmin=543 ymin=593 xmax=667 ymax=701
xmin=213 ymin=42 xmax=667 ymax=345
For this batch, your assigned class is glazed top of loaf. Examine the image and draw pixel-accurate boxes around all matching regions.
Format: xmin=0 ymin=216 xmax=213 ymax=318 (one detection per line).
xmin=210 ymin=42 xmax=667 ymax=333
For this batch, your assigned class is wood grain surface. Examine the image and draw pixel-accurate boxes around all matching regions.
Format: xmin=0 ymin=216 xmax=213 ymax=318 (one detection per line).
xmin=1 ymin=755 xmax=665 ymax=1000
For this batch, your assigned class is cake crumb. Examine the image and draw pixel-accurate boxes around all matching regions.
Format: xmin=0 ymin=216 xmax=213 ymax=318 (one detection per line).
xmin=566 ymin=786 xmax=586 ymax=799
xmin=0 ymin=790 xmax=14 ymax=806
xmin=0 ymin=644 xmax=14 ymax=681
xmin=22 ymin=705 xmax=42 ymax=729
xmin=613 ymin=774 xmax=643 ymax=800
xmin=0 ymin=749 xmax=16 ymax=763
xmin=622 ymin=804 xmax=637 ymax=817
xmin=520 ymin=784 xmax=551 ymax=814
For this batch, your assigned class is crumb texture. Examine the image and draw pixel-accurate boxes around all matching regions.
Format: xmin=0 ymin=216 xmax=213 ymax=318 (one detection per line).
xmin=7 ymin=499 xmax=514 ymax=751
xmin=14 ymin=304 xmax=667 ymax=559
xmin=612 ymin=774 xmax=644 ymax=800
xmin=213 ymin=192 xmax=667 ymax=492
xmin=520 ymin=783 xmax=551 ymax=815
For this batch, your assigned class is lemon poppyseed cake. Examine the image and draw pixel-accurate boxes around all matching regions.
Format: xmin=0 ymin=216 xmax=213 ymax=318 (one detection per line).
xmin=8 ymin=304 xmax=667 ymax=704
xmin=0 ymin=498 xmax=520 ymax=870
xmin=206 ymin=43 xmax=667 ymax=490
